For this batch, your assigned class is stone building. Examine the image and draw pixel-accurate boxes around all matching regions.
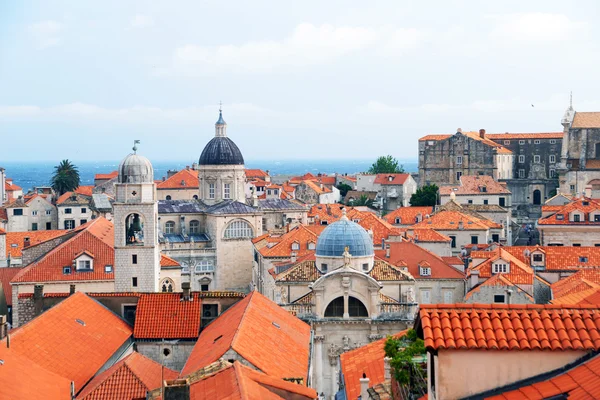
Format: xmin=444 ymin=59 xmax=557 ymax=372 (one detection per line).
xmin=156 ymin=167 xmax=199 ymax=201
xmin=0 ymin=167 xmax=5 ymax=205
xmin=3 ymin=194 xmax=57 ymax=232
xmin=295 ymin=180 xmax=340 ymax=204
xmin=537 ymin=194 xmax=600 ymax=246
xmin=373 ymin=173 xmax=417 ymax=210
xmin=56 ymin=191 xmax=91 ymax=230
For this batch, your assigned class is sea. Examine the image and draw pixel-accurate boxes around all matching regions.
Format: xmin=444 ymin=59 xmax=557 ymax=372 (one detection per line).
xmin=1 ymin=160 xmax=419 ymax=193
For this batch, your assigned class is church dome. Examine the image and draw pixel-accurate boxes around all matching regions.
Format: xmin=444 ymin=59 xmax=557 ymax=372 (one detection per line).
xmin=118 ymin=144 xmax=154 ymax=184
xmin=316 ymin=211 xmax=374 ymax=257
xmin=199 ymin=109 xmax=245 ymax=166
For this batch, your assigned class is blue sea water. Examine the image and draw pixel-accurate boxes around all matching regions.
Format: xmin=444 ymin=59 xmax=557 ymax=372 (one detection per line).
xmin=1 ymin=160 xmax=418 ymax=192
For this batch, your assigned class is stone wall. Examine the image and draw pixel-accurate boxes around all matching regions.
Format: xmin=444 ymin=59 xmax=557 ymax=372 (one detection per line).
xmin=295 ymin=183 xmax=319 ymax=204
xmin=415 ymin=279 xmax=465 ymax=304
xmin=22 ymin=232 xmax=77 ymax=266
xmin=465 ymin=284 xmax=533 ymax=304
xmin=137 ymin=341 xmax=196 ymax=372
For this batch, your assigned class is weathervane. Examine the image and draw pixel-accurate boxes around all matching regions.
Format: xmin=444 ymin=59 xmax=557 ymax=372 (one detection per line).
xmin=133 ymin=140 xmax=140 ymax=154
xmin=219 ymin=100 xmax=222 ymax=113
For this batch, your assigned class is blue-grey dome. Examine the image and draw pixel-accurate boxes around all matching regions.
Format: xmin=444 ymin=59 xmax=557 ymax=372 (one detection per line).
xmin=199 ymin=137 xmax=245 ymax=165
xmin=316 ymin=217 xmax=374 ymax=257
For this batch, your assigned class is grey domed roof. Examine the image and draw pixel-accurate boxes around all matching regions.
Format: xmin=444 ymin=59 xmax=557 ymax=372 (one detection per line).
xmin=199 ymin=137 xmax=245 ymax=165
xmin=118 ymin=153 xmax=154 ymax=184
xmin=316 ymin=214 xmax=374 ymax=257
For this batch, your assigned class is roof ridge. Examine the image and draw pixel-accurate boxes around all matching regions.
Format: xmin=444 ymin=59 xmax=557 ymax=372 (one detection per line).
xmin=230 ymin=292 xmax=256 ymax=353
xmin=233 ymin=362 xmax=251 ymax=400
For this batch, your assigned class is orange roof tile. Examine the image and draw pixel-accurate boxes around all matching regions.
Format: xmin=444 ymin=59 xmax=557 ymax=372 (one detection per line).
xmin=12 ymin=217 xmax=115 ymax=283
xmin=439 ymin=175 xmax=511 ymax=196
xmin=77 ymin=351 xmax=178 ymax=400
xmin=5 ymin=180 xmax=22 ymax=191
xmin=245 ymin=169 xmax=269 ymax=179
xmin=484 ymin=132 xmax=563 ymax=140
xmin=385 ymin=206 xmax=434 ymax=225
xmin=157 ymin=169 xmax=199 ymax=190
xmin=259 ymin=225 xmax=323 ymax=258
xmin=374 ymin=173 xmax=410 ymax=185
xmin=469 ymin=248 xmax=534 ymax=284
xmin=551 ymin=268 xmax=600 ymax=299
xmin=501 ymin=246 xmax=600 ymax=271
xmin=551 ymin=286 xmax=600 ymax=305
xmin=486 ymin=353 xmax=600 ymax=399
xmin=57 ymin=191 xmax=91 ymax=205
xmin=417 ymin=303 xmax=600 ymax=351
xmin=410 ymin=228 xmax=451 ymax=243
xmin=340 ymin=331 xmax=407 ymax=400
xmin=301 ymin=179 xmax=332 ymax=194
xmin=0 ymin=267 xmax=23 ymax=306
xmin=75 ymin=185 xmax=95 ymax=196
xmin=5 ymin=229 xmax=68 ymax=258
xmin=411 ymin=210 xmax=497 ymax=231
xmin=160 ymin=253 xmax=180 ymax=267
xmin=0 ymin=343 xmax=72 ymax=400
xmin=538 ymin=197 xmax=600 ymax=225
xmin=375 ymin=242 xmax=463 ymax=279
xmin=356 ymin=212 xmax=404 ymax=245
xmin=572 ymin=112 xmax=600 ymax=128
xmin=94 ymin=171 xmax=118 ymax=180
xmin=134 ymin=292 xmax=202 ymax=339
xmin=465 ymin=274 xmax=534 ymax=301
xmin=419 ymin=134 xmax=452 ymax=141
xmin=9 ymin=292 xmax=132 ymax=391
xmin=181 ymin=291 xmax=311 ymax=381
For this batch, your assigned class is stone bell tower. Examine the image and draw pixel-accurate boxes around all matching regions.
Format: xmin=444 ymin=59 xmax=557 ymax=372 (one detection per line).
xmin=114 ymin=140 xmax=160 ymax=292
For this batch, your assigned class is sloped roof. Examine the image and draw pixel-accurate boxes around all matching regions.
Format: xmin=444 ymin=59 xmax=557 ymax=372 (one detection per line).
xmin=340 ymin=331 xmax=407 ymax=400
xmin=419 ymin=131 xmax=513 ymax=154
xmin=439 ymin=175 xmax=511 ymax=195
xmin=259 ymin=225 xmax=323 ymax=258
xmin=385 ymin=206 xmax=434 ymax=225
xmin=5 ymin=180 xmax=22 ymax=191
xmin=94 ymin=171 xmax=118 ymax=180
xmin=256 ymin=198 xmax=306 ymax=211
xmin=5 ymin=229 xmax=68 ymax=258
xmin=9 ymin=292 xmax=132 ymax=391
xmin=158 ymin=199 xmax=207 ymax=214
xmin=75 ymin=186 xmax=95 ymax=197
xmin=468 ymin=248 xmax=533 ymax=285
xmin=180 ymin=291 xmax=311 ymax=381
xmin=484 ymin=132 xmax=563 ymax=140
xmin=409 ymin=228 xmax=451 ymax=243
xmin=205 ymin=200 xmax=258 ymax=215
xmin=572 ymin=112 xmax=600 ymax=128
xmin=375 ymin=242 xmax=464 ymax=279
xmin=538 ymin=197 xmax=600 ymax=225
xmin=0 ymin=267 xmax=24 ymax=306
xmin=551 ymin=268 xmax=600 ymax=299
xmin=356 ymin=212 xmax=405 ymax=245
xmin=157 ymin=168 xmax=199 ymax=190
xmin=133 ymin=293 xmax=202 ymax=339
xmin=245 ymin=169 xmax=269 ymax=179
xmin=301 ymin=179 xmax=332 ymax=194
xmin=411 ymin=210 xmax=496 ymax=231
xmin=77 ymin=352 xmax=178 ymax=400
xmin=417 ymin=304 xmax=600 ymax=351
xmin=465 ymin=274 xmax=533 ymax=301
xmin=160 ymin=253 xmax=180 ymax=267
xmin=57 ymin=191 xmax=91 ymax=205
xmin=373 ymin=173 xmax=410 ymax=185
xmin=501 ymin=246 xmax=600 ymax=271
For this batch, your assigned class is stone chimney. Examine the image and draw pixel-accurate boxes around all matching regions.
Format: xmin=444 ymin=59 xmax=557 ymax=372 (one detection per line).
xmin=0 ymin=315 xmax=7 ymax=340
xmin=69 ymin=284 xmax=76 ymax=295
xmin=291 ymin=252 xmax=297 ymax=263
xmin=181 ymin=282 xmax=191 ymax=301
xmin=386 ymin=244 xmax=390 ymax=258
xmin=470 ymin=270 xmax=480 ymax=290
xmin=585 ymin=185 xmax=592 ymax=198
xmin=33 ymin=284 xmax=44 ymax=316
xmin=360 ymin=373 xmax=370 ymax=400
xmin=383 ymin=357 xmax=391 ymax=380
xmin=479 ymin=128 xmax=486 ymax=139
xmin=23 ymin=237 xmax=31 ymax=248
xmin=458 ymin=221 xmax=464 ymax=230
xmin=163 ymin=379 xmax=190 ymax=400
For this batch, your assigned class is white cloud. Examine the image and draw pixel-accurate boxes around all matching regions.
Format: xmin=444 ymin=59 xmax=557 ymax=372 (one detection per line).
xmin=164 ymin=23 xmax=422 ymax=74
xmin=29 ymin=20 xmax=63 ymax=47
xmin=130 ymin=15 xmax=154 ymax=28
xmin=488 ymin=13 xmax=588 ymax=43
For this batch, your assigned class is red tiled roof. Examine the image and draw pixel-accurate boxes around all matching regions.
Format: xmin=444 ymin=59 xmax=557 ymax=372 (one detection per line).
xmin=410 ymin=228 xmax=451 ymax=243
xmin=0 ymin=267 xmax=23 ymax=306
xmin=551 ymin=286 xmax=600 ymax=306
xmin=24 ymin=193 xmax=51 ymax=205
xmin=75 ymin=185 xmax=95 ymax=197
xmin=9 ymin=292 xmax=132 ymax=391
xmin=551 ymin=269 xmax=600 ymax=299
xmin=484 ymin=132 xmax=563 ymax=140
xmin=0 ymin=343 xmax=72 ymax=400
xmin=356 ymin=212 xmax=405 ymax=245
xmin=188 ymin=361 xmax=317 ymax=400
xmin=439 ymin=175 xmax=511 ymax=195
xmin=245 ymin=169 xmax=269 ymax=179
xmin=500 ymin=246 xmax=600 ymax=271
xmin=418 ymin=303 xmax=600 ymax=351
xmin=181 ymin=291 xmax=311 ymax=381
xmin=5 ymin=229 xmax=68 ymax=258
xmin=340 ymin=331 xmax=407 ymax=400
xmin=301 ymin=179 xmax=332 ymax=194
xmin=134 ymin=293 xmax=202 ymax=339
xmin=538 ymin=197 xmax=600 ymax=225
xmin=5 ymin=180 xmax=22 ymax=191
xmin=442 ymin=256 xmax=463 ymax=265
xmin=157 ymin=169 xmax=199 ymax=189
xmin=486 ymin=353 xmax=600 ymax=399
xmin=77 ymin=352 xmax=178 ymax=400
xmin=57 ymin=191 xmax=92 ymax=205
xmin=572 ymin=112 xmax=600 ymax=129
xmin=469 ymin=248 xmax=533 ymax=285
xmin=374 ymin=242 xmax=464 ymax=279
xmin=160 ymin=253 xmax=180 ymax=267
xmin=411 ymin=210 xmax=497 ymax=231
xmin=419 ymin=131 xmax=511 ymax=151
xmin=12 ymin=217 xmax=115 ymax=283
xmin=259 ymin=225 xmax=323 ymax=258
xmin=465 ymin=274 xmax=533 ymax=301
xmin=385 ymin=206 xmax=434 ymax=225
xmin=373 ymin=173 xmax=410 ymax=185
xmin=419 ymin=134 xmax=452 ymax=141
xmin=94 ymin=171 xmax=118 ymax=180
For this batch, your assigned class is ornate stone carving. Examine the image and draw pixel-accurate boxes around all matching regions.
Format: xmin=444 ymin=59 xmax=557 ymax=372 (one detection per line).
xmin=314 ymin=335 xmax=325 ymax=342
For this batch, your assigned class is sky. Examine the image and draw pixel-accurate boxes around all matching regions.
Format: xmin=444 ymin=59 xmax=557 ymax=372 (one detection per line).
xmin=1 ymin=1 xmax=600 ymax=162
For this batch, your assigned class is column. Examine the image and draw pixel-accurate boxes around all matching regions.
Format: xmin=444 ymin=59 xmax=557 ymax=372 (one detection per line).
xmin=343 ymin=294 xmax=349 ymax=319
xmin=314 ymin=335 xmax=325 ymax=395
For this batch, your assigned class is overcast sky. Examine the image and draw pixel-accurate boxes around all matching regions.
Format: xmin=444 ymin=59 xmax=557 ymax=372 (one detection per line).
xmin=1 ymin=1 xmax=600 ymax=162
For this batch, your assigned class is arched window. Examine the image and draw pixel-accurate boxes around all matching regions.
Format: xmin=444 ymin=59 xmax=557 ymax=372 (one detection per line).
xmin=324 ymin=297 xmax=344 ymax=317
xmin=166 ymin=195 xmax=172 ymax=200
xmin=161 ymin=278 xmax=174 ymax=292
xmin=291 ymin=242 xmax=300 ymax=250
xmin=324 ymin=296 xmax=368 ymax=317
xmin=165 ymin=221 xmax=175 ymax=234
xmin=308 ymin=242 xmax=316 ymax=250
xmin=189 ymin=220 xmax=200 ymax=234
xmin=193 ymin=195 xmax=199 ymax=200
xmin=223 ymin=220 xmax=253 ymax=239
xmin=125 ymin=213 xmax=144 ymax=245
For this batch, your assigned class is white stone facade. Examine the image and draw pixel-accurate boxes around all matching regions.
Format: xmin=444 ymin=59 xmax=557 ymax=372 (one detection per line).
xmin=198 ymin=164 xmax=246 ymax=205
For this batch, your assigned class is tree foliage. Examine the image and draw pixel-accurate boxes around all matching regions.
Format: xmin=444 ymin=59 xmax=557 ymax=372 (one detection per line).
xmin=367 ymin=155 xmax=405 ymax=174
xmin=410 ymin=184 xmax=438 ymax=206
xmin=51 ymin=159 xmax=81 ymax=196
xmin=348 ymin=194 xmax=374 ymax=208
xmin=336 ymin=183 xmax=352 ymax=198
xmin=384 ymin=329 xmax=427 ymax=390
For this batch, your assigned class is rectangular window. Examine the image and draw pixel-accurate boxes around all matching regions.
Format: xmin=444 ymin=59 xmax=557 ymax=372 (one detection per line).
xmin=550 ymin=169 xmax=556 ymax=178
xmin=209 ymin=183 xmax=215 ymax=199
xmin=449 ymin=236 xmax=457 ymax=248
xmin=201 ymin=284 xmax=209 ymax=292
xmin=534 ymin=155 xmax=540 ymax=163
xmin=519 ymin=140 xmax=525 ymax=145
xmin=556 ymin=214 xmax=564 ymax=220
xmin=456 ymin=171 xmax=462 ymax=181
xmin=65 ymin=208 xmax=72 ymax=214
xmin=31 ymin=211 xmax=38 ymax=216
xmin=80 ymin=219 xmax=87 ymax=225
xmin=78 ymin=260 xmax=91 ymax=270
xmin=63 ymin=266 xmax=71 ymax=274
xmin=223 ymin=183 xmax=231 ymax=199
xmin=504 ymin=140 xmax=510 ymax=145
xmin=574 ymin=214 xmax=581 ymax=222
xmin=81 ymin=208 xmax=87 ymax=214
xmin=45 ymin=210 xmax=52 ymax=216
xmin=579 ymin=256 xmax=588 ymax=263
xmin=321 ymin=263 xmax=328 ymax=273
xmin=573 ymin=243 xmax=581 ymax=247
xmin=534 ymin=139 xmax=541 ymax=144
xmin=420 ymin=267 xmax=431 ymax=276
xmin=494 ymin=294 xmax=505 ymax=303
xmin=362 ymin=263 xmax=369 ymax=271
xmin=499 ymin=197 xmax=506 ymax=207
xmin=549 ymin=155 xmax=556 ymax=163
xmin=533 ymin=254 xmax=543 ymax=262
xmin=468 ymin=199 xmax=473 ymax=204
xmin=519 ymin=169 xmax=525 ymax=178
xmin=132 ymin=254 xmax=138 ymax=264
xmin=46 ymin=222 xmax=52 ymax=230
xmin=13 ymin=209 xmax=23 ymax=216
xmin=420 ymin=290 xmax=431 ymax=304
xmin=471 ymin=236 xmax=479 ymax=245
xmin=492 ymin=234 xmax=499 ymax=243
xmin=31 ymin=223 xmax=38 ymax=231
xmin=518 ymin=155 xmax=525 ymax=163
xmin=444 ymin=291 xmax=453 ymax=304
xmin=570 ymin=185 xmax=576 ymax=191
xmin=64 ymin=220 xmax=75 ymax=230
xmin=105 ymin=265 xmax=113 ymax=273
xmin=493 ymin=263 xmax=507 ymax=273
xmin=483 ymin=199 xmax=489 ymax=205
xmin=550 ymin=139 xmax=556 ymax=144
xmin=132 ymin=277 xmax=138 ymax=287
xmin=594 ymin=215 xmax=600 ymax=222
xmin=195 ymin=260 xmax=215 ymax=272
xmin=456 ymin=156 xmax=463 ymax=165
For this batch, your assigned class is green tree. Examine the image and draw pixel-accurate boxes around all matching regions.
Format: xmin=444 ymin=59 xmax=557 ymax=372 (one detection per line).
xmin=336 ymin=183 xmax=352 ymax=198
xmin=410 ymin=184 xmax=438 ymax=206
xmin=349 ymin=194 xmax=374 ymax=208
xmin=367 ymin=155 xmax=405 ymax=174
xmin=51 ymin=159 xmax=81 ymax=196
xmin=384 ymin=329 xmax=427 ymax=394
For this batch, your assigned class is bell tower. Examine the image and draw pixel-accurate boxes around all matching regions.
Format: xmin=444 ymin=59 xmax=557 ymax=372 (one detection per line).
xmin=114 ymin=141 xmax=160 ymax=292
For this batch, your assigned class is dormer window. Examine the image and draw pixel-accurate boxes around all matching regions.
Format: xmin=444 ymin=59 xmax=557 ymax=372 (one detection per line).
xmin=532 ymin=253 xmax=543 ymax=262
xmin=419 ymin=266 xmax=431 ymax=276
xmin=388 ymin=175 xmax=394 ymax=182
xmin=579 ymin=256 xmax=588 ymax=263
xmin=75 ymin=252 xmax=94 ymax=271
xmin=583 ymin=201 xmax=589 ymax=206
xmin=395 ymin=217 xmax=401 ymax=224
xmin=556 ymin=214 xmax=564 ymax=220
xmin=492 ymin=262 xmax=508 ymax=274
xmin=308 ymin=242 xmax=316 ymax=250
xmin=480 ymin=186 xmax=487 ymax=193
xmin=291 ymin=242 xmax=300 ymax=251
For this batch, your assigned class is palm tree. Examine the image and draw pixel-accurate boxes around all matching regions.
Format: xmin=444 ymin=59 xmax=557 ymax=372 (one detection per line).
xmin=350 ymin=194 xmax=374 ymax=208
xmin=51 ymin=159 xmax=80 ymax=196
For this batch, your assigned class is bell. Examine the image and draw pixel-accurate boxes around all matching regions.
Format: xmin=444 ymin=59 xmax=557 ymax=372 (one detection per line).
xmin=131 ymin=214 xmax=143 ymax=232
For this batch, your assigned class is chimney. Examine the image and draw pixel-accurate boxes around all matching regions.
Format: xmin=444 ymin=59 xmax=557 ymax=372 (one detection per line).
xmin=291 ymin=252 xmax=297 ymax=263
xmin=585 ymin=185 xmax=592 ymax=198
xmin=479 ymin=128 xmax=486 ymax=139
xmin=383 ymin=357 xmax=391 ymax=381
xmin=163 ymin=379 xmax=190 ymax=400
xmin=69 ymin=284 xmax=76 ymax=295
xmin=23 ymin=237 xmax=31 ymax=248
xmin=33 ymin=284 xmax=44 ymax=316
xmin=0 ymin=315 xmax=7 ymax=340
xmin=457 ymin=128 xmax=462 ymax=134
xmin=386 ymin=244 xmax=390 ymax=258
xmin=192 ymin=162 xmax=198 ymax=170
xmin=381 ymin=238 xmax=385 ymax=249
xmin=360 ymin=373 xmax=370 ymax=400
xmin=458 ymin=221 xmax=464 ymax=230
xmin=182 ymin=282 xmax=191 ymax=301
xmin=470 ymin=269 xmax=480 ymax=290
xmin=186 ymin=165 xmax=190 ymax=170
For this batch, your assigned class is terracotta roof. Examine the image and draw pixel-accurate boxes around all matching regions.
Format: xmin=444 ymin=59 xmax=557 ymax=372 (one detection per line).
xmin=12 ymin=217 xmax=115 ymax=283
xmin=77 ymin=352 xmax=178 ymax=400
xmin=5 ymin=229 xmax=68 ymax=258
xmin=375 ymin=242 xmax=464 ymax=279
xmin=370 ymin=259 xmax=414 ymax=281
xmin=0 ymin=343 xmax=72 ymax=400
xmin=356 ymin=212 xmax=405 ymax=245
xmin=5 ymin=180 xmax=22 ymax=191
xmin=419 ymin=131 xmax=512 ymax=153
xmin=157 ymin=169 xmax=199 ymax=190
xmin=419 ymin=134 xmax=452 ymax=141
xmin=551 ymin=269 xmax=600 ymax=299
xmin=486 ymin=353 xmax=600 ymax=399
xmin=259 ymin=225 xmax=323 ymax=258
xmin=469 ymin=248 xmax=534 ymax=285
xmin=411 ymin=210 xmax=497 ymax=231
xmin=340 ymin=331 xmax=407 ymax=400
xmin=75 ymin=185 xmax=95 ymax=197
xmin=484 ymin=132 xmax=563 ymax=140
xmin=0 ymin=267 xmax=23 ymax=306
xmin=9 ymin=292 xmax=132 ymax=391
xmin=538 ymin=197 xmax=600 ymax=225
xmin=94 ymin=171 xmax=118 ymax=180
xmin=309 ymin=204 xmax=365 ymax=225
xmin=385 ymin=206 xmax=434 ymax=225
xmin=373 ymin=173 xmax=410 ymax=185
xmin=186 ymin=361 xmax=317 ymax=400
xmin=245 ymin=169 xmax=269 ymax=179
xmin=551 ymin=286 xmax=600 ymax=306
xmin=181 ymin=291 xmax=311 ymax=382
xmin=57 ymin=191 xmax=92 ymax=205
xmin=465 ymin=274 xmax=534 ymax=301
xmin=133 ymin=292 xmax=202 ymax=339
xmin=417 ymin=303 xmax=600 ymax=351
xmin=160 ymin=253 xmax=180 ymax=267
xmin=410 ymin=228 xmax=451 ymax=243
xmin=500 ymin=246 xmax=600 ymax=271
xmin=439 ymin=175 xmax=511 ymax=196
xmin=301 ymin=179 xmax=332 ymax=194
xmin=442 ymin=256 xmax=463 ymax=265
xmin=572 ymin=112 xmax=600 ymax=128
xmin=24 ymin=193 xmax=51 ymax=205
